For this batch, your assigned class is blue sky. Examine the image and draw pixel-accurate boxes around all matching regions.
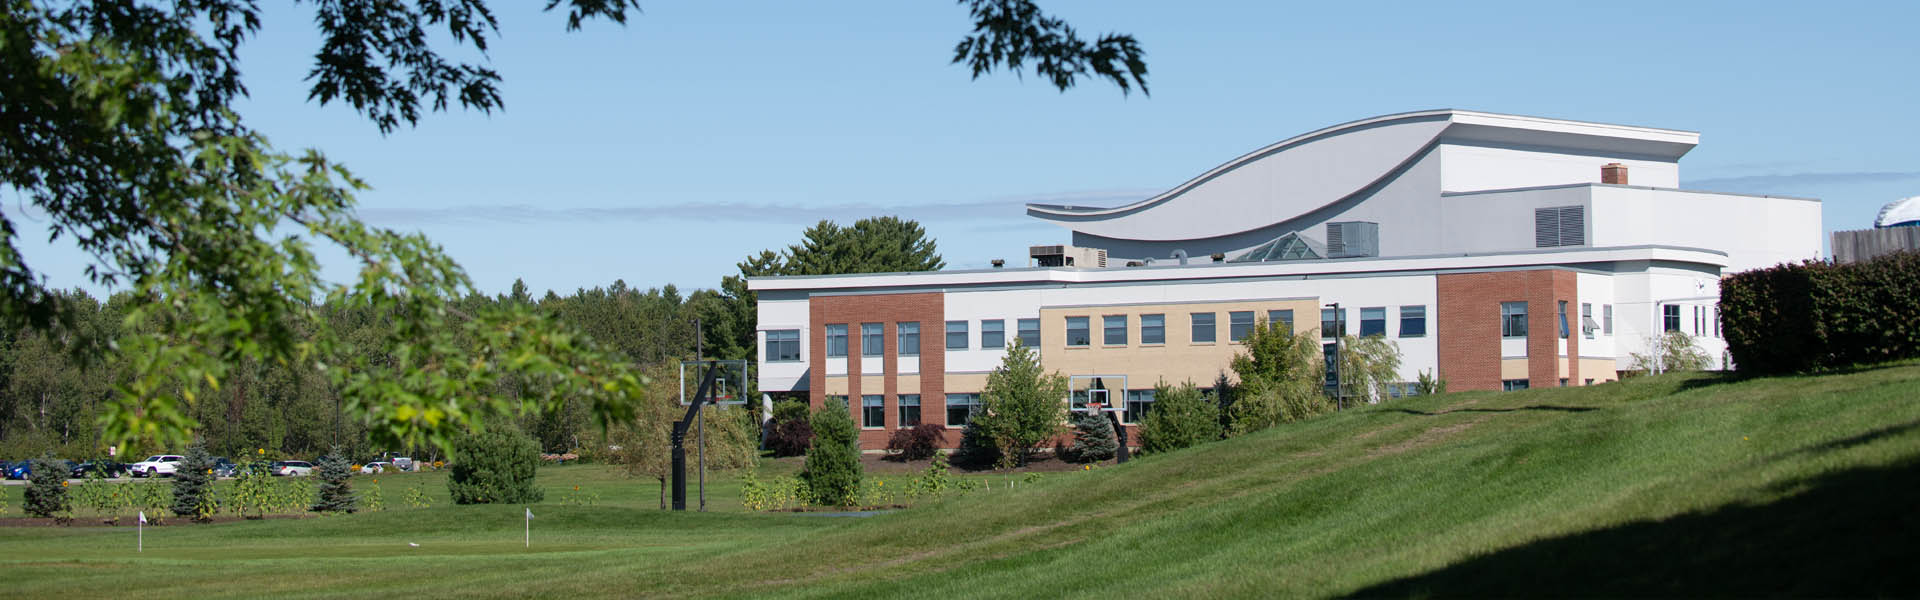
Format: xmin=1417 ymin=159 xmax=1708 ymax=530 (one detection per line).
xmin=21 ymin=1 xmax=1920 ymax=297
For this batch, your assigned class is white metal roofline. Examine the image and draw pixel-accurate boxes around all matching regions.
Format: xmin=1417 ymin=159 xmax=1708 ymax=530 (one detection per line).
xmin=1025 ymin=109 xmax=1700 ymax=218
xmin=746 ymin=245 xmax=1729 ymax=292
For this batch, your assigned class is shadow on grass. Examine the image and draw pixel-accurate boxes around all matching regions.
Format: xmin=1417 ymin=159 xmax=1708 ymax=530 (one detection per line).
xmin=1674 ymin=359 xmax=1920 ymax=393
xmin=1382 ymin=405 xmax=1597 ymax=417
xmin=1343 ymin=458 xmax=1920 ymax=598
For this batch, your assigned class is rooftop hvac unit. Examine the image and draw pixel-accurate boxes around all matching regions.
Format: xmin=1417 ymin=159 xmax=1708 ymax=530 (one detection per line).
xmin=1030 ymin=245 xmax=1108 ymax=268
xmin=1325 ymin=221 xmax=1379 ymax=258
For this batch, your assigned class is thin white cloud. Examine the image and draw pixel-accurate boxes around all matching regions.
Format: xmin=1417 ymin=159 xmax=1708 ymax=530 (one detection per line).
xmin=1685 ymin=171 xmax=1920 ymax=191
xmin=357 ymin=188 xmax=1159 ymax=227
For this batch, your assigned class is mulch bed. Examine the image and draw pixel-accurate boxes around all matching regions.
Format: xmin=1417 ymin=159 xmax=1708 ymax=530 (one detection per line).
xmin=858 ymin=452 xmax=1118 ymax=474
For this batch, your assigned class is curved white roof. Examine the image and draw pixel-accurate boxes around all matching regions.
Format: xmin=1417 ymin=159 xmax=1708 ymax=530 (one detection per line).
xmin=1876 ymin=196 xmax=1920 ymax=228
xmin=1027 ymin=109 xmax=1699 ymax=242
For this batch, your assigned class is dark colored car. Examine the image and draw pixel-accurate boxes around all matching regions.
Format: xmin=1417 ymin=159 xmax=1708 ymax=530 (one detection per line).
xmin=69 ymin=461 xmax=129 ymax=479
xmin=212 ymin=457 xmax=237 ymax=478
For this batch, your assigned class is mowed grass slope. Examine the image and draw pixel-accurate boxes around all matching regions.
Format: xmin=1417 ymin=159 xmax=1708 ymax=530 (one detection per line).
xmin=3 ymin=362 xmax=1917 ymax=599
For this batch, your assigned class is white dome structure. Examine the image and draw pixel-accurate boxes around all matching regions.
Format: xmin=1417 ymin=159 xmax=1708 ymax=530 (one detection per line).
xmin=1876 ymin=196 xmax=1920 ymax=228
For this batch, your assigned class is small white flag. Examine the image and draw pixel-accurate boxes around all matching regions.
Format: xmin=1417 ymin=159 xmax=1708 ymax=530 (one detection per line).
xmin=138 ymin=511 xmax=148 ymax=524
xmin=525 ymin=508 xmax=534 ymax=520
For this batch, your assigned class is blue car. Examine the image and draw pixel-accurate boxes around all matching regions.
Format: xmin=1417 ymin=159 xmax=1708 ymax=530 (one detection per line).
xmin=7 ymin=459 xmax=76 ymax=480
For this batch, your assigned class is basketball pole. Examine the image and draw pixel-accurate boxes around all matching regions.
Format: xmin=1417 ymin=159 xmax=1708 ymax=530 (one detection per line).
xmin=695 ymin=318 xmax=706 ymax=512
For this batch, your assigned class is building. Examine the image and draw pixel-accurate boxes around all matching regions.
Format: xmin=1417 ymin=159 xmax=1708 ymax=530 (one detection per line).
xmin=749 ymin=110 xmax=1823 ymax=450
xmin=1831 ymin=196 xmax=1920 ymax=263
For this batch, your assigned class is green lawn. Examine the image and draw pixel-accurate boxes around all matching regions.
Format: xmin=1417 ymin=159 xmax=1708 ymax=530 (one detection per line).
xmin=4 ymin=362 xmax=1918 ymax=598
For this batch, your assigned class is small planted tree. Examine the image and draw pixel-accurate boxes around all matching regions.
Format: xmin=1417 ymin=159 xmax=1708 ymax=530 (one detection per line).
xmin=449 ymin=429 xmax=545 ymax=505
xmin=802 ymin=401 xmax=862 ymax=506
xmin=171 ymin=443 xmax=218 ymax=521
xmin=1138 ymin=382 xmax=1220 ymax=454
xmin=1069 ymin=410 xmax=1118 ymax=462
xmin=24 ymin=457 xmax=70 ymax=519
xmin=1632 ymin=330 xmax=1713 ymax=374
xmin=312 ymin=445 xmax=358 ymax=513
xmin=951 ymin=418 xmax=1001 ymax=469
xmin=1414 ymin=369 xmax=1448 ymax=396
xmin=972 ymin=342 xmax=1069 ymax=468
xmin=1338 ymin=334 xmax=1404 ymax=404
xmin=1227 ymin=320 xmax=1325 ymax=436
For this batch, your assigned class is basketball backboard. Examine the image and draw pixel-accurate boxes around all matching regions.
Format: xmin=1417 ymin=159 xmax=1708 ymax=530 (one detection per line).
xmin=1067 ymin=374 xmax=1127 ymax=413
xmin=679 ymin=359 xmax=749 ymax=406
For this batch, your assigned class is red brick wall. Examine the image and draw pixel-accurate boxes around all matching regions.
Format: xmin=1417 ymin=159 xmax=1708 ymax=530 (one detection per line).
xmin=1436 ymin=270 xmax=1579 ymax=391
xmin=809 ymin=292 xmax=945 ymax=450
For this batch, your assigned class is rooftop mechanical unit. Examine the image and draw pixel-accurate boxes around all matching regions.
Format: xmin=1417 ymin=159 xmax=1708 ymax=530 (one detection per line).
xmin=1030 ymin=245 xmax=1108 ymax=268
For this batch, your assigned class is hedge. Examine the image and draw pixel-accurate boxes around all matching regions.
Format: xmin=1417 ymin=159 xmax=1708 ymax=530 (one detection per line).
xmin=1721 ymin=251 xmax=1920 ymax=374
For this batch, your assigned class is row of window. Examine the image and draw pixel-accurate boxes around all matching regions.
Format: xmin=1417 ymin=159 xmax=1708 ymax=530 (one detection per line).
xmin=825 ymin=392 xmax=1161 ymax=428
xmin=1663 ymin=304 xmax=1721 ymax=338
xmin=1499 ymin=301 xmax=1618 ymax=339
xmin=1069 ymin=307 xmax=1431 ymax=347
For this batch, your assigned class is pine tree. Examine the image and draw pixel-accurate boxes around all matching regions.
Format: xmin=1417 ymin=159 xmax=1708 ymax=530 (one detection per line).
xmin=24 ymin=457 xmax=70 ymax=518
xmin=447 ymin=430 xmax=544 ymax=505
xmin=1070 ymin=411 xmax=1118 ymax=463
xmin=311 ymin=445 xmax=358 ymax=513
xmin=801 ymin=401 xmax=862 ymax=506
xmin=171 ymin=443 xmax=218 ymax=521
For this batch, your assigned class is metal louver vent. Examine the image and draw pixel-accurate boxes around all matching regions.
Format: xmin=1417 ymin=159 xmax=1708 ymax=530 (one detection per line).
xmin=1326 ymin=224 xmax=1345 ymax=256
xmin=1535 ymin=206 xmax=1586 ymax=247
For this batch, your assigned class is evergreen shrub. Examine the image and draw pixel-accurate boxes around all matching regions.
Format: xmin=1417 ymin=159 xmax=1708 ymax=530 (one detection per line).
xmin=171 ymin=443 xmax=218 ymax=521
xmin=449 ymin=429 xmax=545 ymax=505
xmin=1138 ymin=382 xmax=1221 ymax=455
xmin=1721 ymin=252 xmax=1920 ymax=374
xmin=311 ymin=445 xmax=358 ymax=513
xmin=1070 ymin=411 xmax=1117 ymax=462
xmin=801 ymin=401 xmax=862 ymax=506
xmin=24 ymin=457 xmax=70 ymax=518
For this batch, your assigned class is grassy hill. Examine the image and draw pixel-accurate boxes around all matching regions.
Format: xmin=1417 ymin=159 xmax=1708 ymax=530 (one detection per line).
xmin=3 ymin=362 xmax=1917 ymax=598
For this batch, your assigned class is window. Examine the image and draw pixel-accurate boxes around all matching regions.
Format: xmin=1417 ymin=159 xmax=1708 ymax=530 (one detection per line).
xmin=765 ymin=329 xmax=800 ymax=362
xmin=1191 ymin=312 xmax=1216 ymax=343
xmin=1141 ymin=314 xmax=1165 ymax=344
xmin=862 ymin=323 xmax=884 ymax=356
xmin=1604 ymin=304 xmax=1614 ymax=334
xmin=981 ymin=319 xmax=1005 ymax=349
xmin=1123 ymin=389 xmax=1156 ymax=424
xmin=825 ymin=324 xmax=848 ymax=357
xmin=826 ymin=395 xmax=848 ymax=410
xmin=897 ymin=394 xmax=921 ymax=427
xmin=1501 ymin=302 xmax=1528 ymax=338
xmin=1581 ymin=303 xmax=1594 ymax=339
xmin=1534 ymin=205 xmax=1586 ymax=247
xmin=1712 ymin=307 xmax=1721 ymax=338
xmin=1360 ymin=307 xmax=1386 ymax=337
xmin=947 ymin=320 xmax=969 ymax=350
xmin=1502 ymin=379 xmax=1530 ymax=391
xmin=945 ymin=393 xmax=979 ymax=427
xmin=1104 ymin=315 xmax=1128 ymax=346
xmin=1557 ymin=301 xmax=1569 ymax=339
xmin=1066 ymin=317 xmax=1090 ymax=347
xmin=1017 ymin=318 xmax=1040 ymax=347
xmin=1663 ymin=305 xmax=1681 ymax=332
xmin=1230 ymin=311 xmax=1255 ymax=341
xmin=1268 ymin=309 xmax=1294 ymax=334
xmin=861 ymin=395 xmax=885 ymax=428
xmin=1321 ymin=308 xmax=1346 ymax=339
xmin=1559 ymin=378 xmax=1569 ymax=387
xmin=1400 ymin=305 xmax=1427 ymax=337
xmin=897 ymin=322 xmax=920 ymax=356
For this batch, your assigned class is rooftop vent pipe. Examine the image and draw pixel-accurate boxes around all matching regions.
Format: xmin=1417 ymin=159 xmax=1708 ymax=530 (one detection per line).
xmin=1171 ymin=249 xmax=1188 ymax=265
xmin=1210 ymin=252 xmax=1225 ymax=263
xmin=990 ymin=259 xmax=1005 ymax=268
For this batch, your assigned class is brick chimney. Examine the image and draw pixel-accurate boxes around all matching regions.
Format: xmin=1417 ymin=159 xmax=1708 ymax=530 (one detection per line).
xmin=1601 ymin=162 xmax=1628 ymax=185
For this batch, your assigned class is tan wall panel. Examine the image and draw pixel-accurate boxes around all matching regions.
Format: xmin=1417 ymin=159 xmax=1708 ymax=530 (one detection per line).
xmin=824 ymin=376 xmax=848 ymax=395
xmin=1500 ymin=359 xmax=1529 ymax=380
xmin=943 ymin=373 xmax=991 ymax=394
xmin=1579 ymin=359 xmax=1619 ymax=384
xmin=1038 ymin=298 xmax=1321 ymax=388
xmin=895 ymin=375 xmax=922 ymax=393
xmin=859 ymin=376 xmax=885 ymax=395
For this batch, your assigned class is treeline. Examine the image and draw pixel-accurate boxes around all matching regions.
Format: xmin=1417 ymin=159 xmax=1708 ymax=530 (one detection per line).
xmin=0 ymin=215 xmax=943 ymax=464
xmin=0 ymin=280 xmax=741 ymax=461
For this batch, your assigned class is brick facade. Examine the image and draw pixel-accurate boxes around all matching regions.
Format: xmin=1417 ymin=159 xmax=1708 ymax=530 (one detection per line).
xmin=809 ymin=292 xmax=948 ymax=450
xmin=1435 ymin=270 xmax=1580 ymax=391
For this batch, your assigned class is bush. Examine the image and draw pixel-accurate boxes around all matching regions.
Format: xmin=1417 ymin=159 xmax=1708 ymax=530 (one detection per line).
xmin=1139 ymin=382 xmax=1220 ymax=454
xmin=24 ymin=457 xmax=69 ymax=518
xmin=1722 ymin=252 xmax=1920 ymax=375
xmin=171 ymin=443 xmax=218 ymax=521
xmin=311 ymin=445 xmax=357 ymax=513
xmin=885 ymin=424 xmax=945 ymax=461
xmin=950 ymin=418 xmax=1000 ymax=469
xmin=766 ymin=400 xmax=814 ymax=457
xmin=1069 ymin=411 xmax=1118 ymax=463
xmin=801 ymin=401 xmax=862 ymax=506
xmin=448 ymin=429 xmax=545 ymax=505
xmin=1226 ymin=321 xmax=1324 ymax=436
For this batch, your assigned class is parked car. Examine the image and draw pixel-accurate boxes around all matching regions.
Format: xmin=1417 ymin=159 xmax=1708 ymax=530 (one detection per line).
xmin=10 ymin=459 xmax=76 ymax=480
xmin=273 ymin=460 xmax=315 ymax=476
xmin=129 ymin=455 xmax=185 ymax=478
xmin=359 ymin=461 xmax=390 ymax=475
xmin=69 ymin=461 xmax=129 ymax=479
xmin=211 ymin=457 xmax=237 ymax=478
